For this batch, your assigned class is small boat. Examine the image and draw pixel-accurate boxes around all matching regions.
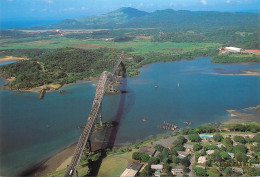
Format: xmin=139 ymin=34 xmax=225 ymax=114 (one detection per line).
xmin=155 ymin=85 xmax=158 ymax=88
xmin=183 ymin=121 xmax=192 ymax=125
xmin=177 ymin=82 xmax=180 ymax=87
xmin=142 ymin=116 xmax=147 ymax=122
xmin=46 ymin=124 xmax=50 ymax=128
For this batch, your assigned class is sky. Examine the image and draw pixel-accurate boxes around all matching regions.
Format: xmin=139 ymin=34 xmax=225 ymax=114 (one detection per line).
xmin=1 ymin=0 xmax=260 ymax=21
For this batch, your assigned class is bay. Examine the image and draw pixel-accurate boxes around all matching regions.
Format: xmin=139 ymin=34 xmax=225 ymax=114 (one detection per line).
xmin=0 ymin=57 xmax=259 ymax=175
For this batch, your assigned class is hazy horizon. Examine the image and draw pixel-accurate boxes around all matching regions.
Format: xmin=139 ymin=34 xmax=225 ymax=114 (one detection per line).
xmin=1 ymin=0 xmax=260 ymax=22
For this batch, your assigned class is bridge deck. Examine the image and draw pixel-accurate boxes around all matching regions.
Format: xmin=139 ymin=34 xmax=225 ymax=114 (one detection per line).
xmin=64 ymin=61 xmax=124 ymax=177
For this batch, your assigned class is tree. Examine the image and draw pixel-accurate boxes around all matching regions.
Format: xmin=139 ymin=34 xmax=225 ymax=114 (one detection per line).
xmin=154 ymin=144 xmax=165 ymax=152
xmin=234 ymin=136 xmax=246 ymax=144
xmin=235 ymin=151 xmax=248 ymax=162
xmin=141 ymin=153 xmax=150 ymax=162
xmin=220 ymin=152 xmax=230 ymax=160
xmin=148 ymin=157 xmax=159 ymax=164
xmin=183 ymin=167 xmax=190 ymax=173
xmin=177 ymin=136 xmax=187 ymax=144
xmin=224 ymin=167 xmax=232 ymax=176
xmin=181 ymin=157 xmax=191 ymax=167
xmin=194 ymin=143 xmax=203 ymax=151
xmin=207 ymin=167 xmax=221 ymax=176
xmin=213 ymin=134 xmax=223 ymax=142
xmin=140 ymin=163 xmax=152 ymax=176
xmin=188 ymin=134 xmax=201 ymax=142
xmin=132 ymin=152 xmax=141 ymax=160
xmin=193 ymin=167 xmax=206 ymax=176
xmin=233 ymin=145 xmax=247 ymax=154
xmin=222 ymin=137 xmax=233 ymax=147
xmin=253 ymin=134 xmax=260 ymax=142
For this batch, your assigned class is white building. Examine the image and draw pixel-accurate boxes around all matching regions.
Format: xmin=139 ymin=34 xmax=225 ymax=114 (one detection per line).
xmin=198 ymin=156 xmax=207 ymax=164
xmin=224 ymin=47 xmax=242 ymax=53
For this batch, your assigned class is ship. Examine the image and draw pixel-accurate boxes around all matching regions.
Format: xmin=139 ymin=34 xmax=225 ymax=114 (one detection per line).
xmin=183 ymin=121 xmax=192 ymax=125
xmin=142 ymin=116 xmax=147 ymax=122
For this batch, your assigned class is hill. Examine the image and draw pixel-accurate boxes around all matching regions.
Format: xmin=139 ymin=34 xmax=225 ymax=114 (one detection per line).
xmin=57 ymin=7 xmax=148 ymax=29
xmin=56 ymin=7 xmax=260 ymax=30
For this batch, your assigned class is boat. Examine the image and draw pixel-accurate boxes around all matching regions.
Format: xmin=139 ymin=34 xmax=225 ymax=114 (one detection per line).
xmin=155 ymin=85 xmax=158 ymax=88
xmin=142 ymin=116 xmax=147 ymax=122
xmin=183 ymin=121 xmax=192 ymax=125
xmin=177 ymin=82 xmax=180 ymax=87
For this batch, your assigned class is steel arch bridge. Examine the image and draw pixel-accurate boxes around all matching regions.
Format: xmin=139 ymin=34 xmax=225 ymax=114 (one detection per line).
xmin=64 ymin=60 xmax=126 ymax=177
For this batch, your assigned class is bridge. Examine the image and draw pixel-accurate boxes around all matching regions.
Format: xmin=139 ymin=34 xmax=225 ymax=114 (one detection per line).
xmin=64 ymin=60 xmax=126 ymax=177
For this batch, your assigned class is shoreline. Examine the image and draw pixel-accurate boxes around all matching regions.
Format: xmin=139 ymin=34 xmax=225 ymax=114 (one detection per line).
xmin=0 ymin=56 xmax=28 ymax=62
xmin=21 ymin=143 xmax=77 ymax=176
xmin=0 ymin=77 xmax=97 ymax=93
xmin=23 ymin=104 xmax=260 ymax=176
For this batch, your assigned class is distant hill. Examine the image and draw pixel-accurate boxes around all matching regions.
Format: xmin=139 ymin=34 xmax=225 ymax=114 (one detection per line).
xmin=57 ymin=7 xmax=148 ymax=29
xmin=55 ymin=7 xmax=259 ymax=29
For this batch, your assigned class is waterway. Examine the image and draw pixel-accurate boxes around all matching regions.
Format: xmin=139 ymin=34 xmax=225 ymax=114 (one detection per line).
xmin=0 ymin=57 xmax=259 ymax=175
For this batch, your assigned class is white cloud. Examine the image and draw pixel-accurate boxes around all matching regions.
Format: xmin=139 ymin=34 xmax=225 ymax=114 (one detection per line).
xmin=63 ymin=8 xmax=75 ymax=11
xmin=226 ymin=0 xmax=231 ymax=3
xmin=81 ymin=6 xmax=88 ymax=10
xmin=38 ymin=0 xmax=54 ymax=3
xmin=200 ymin=0 xmax=208 ymax=5
xmin=169 ymin=2 xmax=173 ymax=7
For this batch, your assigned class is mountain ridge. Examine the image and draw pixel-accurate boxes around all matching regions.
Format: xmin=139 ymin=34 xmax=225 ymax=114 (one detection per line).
xmin=54 ymin=7 xmax=259 ymax=29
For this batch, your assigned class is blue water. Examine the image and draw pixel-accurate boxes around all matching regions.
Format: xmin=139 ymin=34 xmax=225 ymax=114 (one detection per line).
xmin=0 ymin=57 xmax=259 ymax=175
xmin=0 ymin=20 xmax=60 ymax=29
xmin=199 ymin=134 xmax=214 ymax=139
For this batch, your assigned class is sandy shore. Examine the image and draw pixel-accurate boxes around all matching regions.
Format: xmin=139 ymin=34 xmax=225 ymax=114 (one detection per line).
xmin=0 ymin=56 xmax=28 ymax=62
xmin=30 ymin=144 xmax=76 ymax=177
xmin=209 ymin=69 xmax=260 ymax=76
xmin=225 ymin=104 xmax=260 ymax=124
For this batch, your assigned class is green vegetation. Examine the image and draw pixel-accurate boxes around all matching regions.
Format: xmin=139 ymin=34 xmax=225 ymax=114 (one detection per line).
xmin=212 ymin=53 xmax=260 ymax=63
xmin=213 ymin=134 xmax=223 ymax=142
xmin=188 ymin=134 xmax=201 ymax=142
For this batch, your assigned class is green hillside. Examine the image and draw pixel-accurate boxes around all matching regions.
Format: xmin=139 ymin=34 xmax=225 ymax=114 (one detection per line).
xmin=58 ymin=7 xmax=148 ymax=29
xmin=56 ymin=7 xmax=260 ymax=29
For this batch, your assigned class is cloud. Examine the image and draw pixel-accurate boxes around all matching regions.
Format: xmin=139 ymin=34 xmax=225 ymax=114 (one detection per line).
xmin=38 ymin=0 xmax=54 ymax=3
xmin=226 ymin=0 xmax=231 ymax=3
xmin=81 ymin=6 xmax=88 ymax=10
xmin=63 ymin=8 xmax=75 ymax=11
xmin=200 ymin=0 xmax=208 ymax=5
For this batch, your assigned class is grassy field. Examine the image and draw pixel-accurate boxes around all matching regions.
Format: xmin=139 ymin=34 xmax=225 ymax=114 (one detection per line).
xmin=97 ymin=150 xmax=136 ymax=177
xmin=0 ymin=36 xmax=220 ymax=55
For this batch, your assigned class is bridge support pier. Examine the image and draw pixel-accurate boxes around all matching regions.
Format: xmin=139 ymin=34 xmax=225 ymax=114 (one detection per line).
xmin=86 ymin=139 xmax=92 ymax=154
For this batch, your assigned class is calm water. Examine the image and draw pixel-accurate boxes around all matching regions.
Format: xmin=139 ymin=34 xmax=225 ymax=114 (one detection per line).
xmin=0 ymin=57 xmax=259 ymax=175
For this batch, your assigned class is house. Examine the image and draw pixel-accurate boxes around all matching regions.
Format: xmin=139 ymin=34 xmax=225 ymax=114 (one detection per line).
xmin=120 ymin=162 xmax=143 ymax=177
xmin=224 ymin=47 xmax=242 ymax=53
xmin=151 ymin=164 xmax=163 ymax=177
xmin=183 ymin=144 xmax=193 ymax=152
xmin=224 ymin=133 xmax=255 ymax=138
xmin=253 ymin=164 xmax=260 ymax=168
xmin=228 ymin=153 xmax=235 ymax=159
xmin=177 ymin=151 xmax=190 ymax=159
xmin=206 ymin=150 xmax=214 ymax=155
xmin=151 ymin=164 xmax=163 ymax=171
xmin=253 ymin=142 xmax=258 ymax=146
xmin=196 ymin=165 xmax=206 ymax=169
xmin=198 ymin=156 xmax=207 ymax=164
xmin=171 ymin=166 xmax=184 ymax=175
xmin=232 ymin=167 xmax=243 ymax=174
xmin=138 ymin=146 xmax=156 ymax=157
xmin=246 ymin=152 xmax=253 ymax=158
xmin=217 ymin=144 xmax=225 ymax=148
